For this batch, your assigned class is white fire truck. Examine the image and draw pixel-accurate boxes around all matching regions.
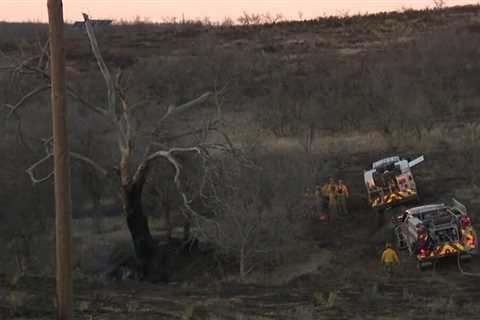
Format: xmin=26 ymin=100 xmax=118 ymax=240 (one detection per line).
xmin=364 ymin=155 xmax=424 ymax=209
xmin=392 ymin=199 xmax=477 ymax=269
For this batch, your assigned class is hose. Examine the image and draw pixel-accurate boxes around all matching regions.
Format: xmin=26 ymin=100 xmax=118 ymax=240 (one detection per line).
xmin=456 ymin=253 xmax=480 ymax=277
xmin=433 ymin=231 xmax=480 ymax=277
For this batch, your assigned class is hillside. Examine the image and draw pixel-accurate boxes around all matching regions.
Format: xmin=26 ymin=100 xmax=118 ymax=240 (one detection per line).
xmin=2 ymin=4 xmax=480 ymax=319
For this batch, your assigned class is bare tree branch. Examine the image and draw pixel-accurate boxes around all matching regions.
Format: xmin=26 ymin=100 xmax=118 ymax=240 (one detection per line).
xmin=66 ymin=87 xmax=108 ymax=116
xmin=143 ymin=147 xmax=201 ymax=184
xmin=26 ymin=153 xmax=54 ymax=185
xmin=3 ymin=60 xmax=108 ymax=117
xmin=71 ymin=152 xmax=108 ymax=176
xmin=26 ymin=149 xmax=108 ymax=185
xmin=149 ymin=90 xmax=218 ymax=152
xmin=129 ymin=99 xmax=151 ymax=112
xmin=83 ymin=13 xmax=116 ymax=118
xmin=118 ymin=88 xmax=132 ymax=144
xmin=36 ymin=39 xmax=49 ymax=71
xmin=4 ymin=85 xmax=51 ymax=117
xmin=15 ymin=56 xmax=40 ymax=73
xmin=82 ymin=14 xmax=131 ymax=151
xmin=125 ymin=142 xmax=220 ymax=245
xmin=11 ymin=111 xmax=33 ymax=151
xmin=0 ymin=49 xmax=37 ymax=72
xmin=158 ymin=91 xmax=212 ymax=124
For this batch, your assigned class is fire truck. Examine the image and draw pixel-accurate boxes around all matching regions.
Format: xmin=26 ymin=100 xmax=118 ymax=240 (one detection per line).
xmin=392 ymin=199 xmax=477 ymax=269
xmin=364 ymin=155 xmax=424 ymax=210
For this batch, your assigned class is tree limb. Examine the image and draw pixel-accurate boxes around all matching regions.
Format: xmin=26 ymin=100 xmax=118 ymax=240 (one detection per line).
xmin=158 ymin=91 xmax=212 ymax=125
xmin=27 ymin=150 xmax=108 ymax=185
xmin=133 ymin=145 xmax=216 ymax=239
xmin=26 ymin=153 xmax=54 ymax=185
xmin=82 ymin=14 xmax=130 ymax=149
xmin=66 ymin=87 xmax=108 ymax=116
xmin=11 ymin=111 xmax=33 ymax=152
xmin=129 ymin=99 xmax=151 ymax=112
xmin=4 ymin=85 xmax=51 ymax=118
xmin=71 ymin=152 xmax=108 ymax=176
xmin=4 ymin=61 xmax=108 ymax=117
xmin=36 ymin=39 xmax=49 ymax=71
xmin=142 ymin=147 xmax=201 ymax=185
xmin=83 ymin=13 xmax=116 ymax=118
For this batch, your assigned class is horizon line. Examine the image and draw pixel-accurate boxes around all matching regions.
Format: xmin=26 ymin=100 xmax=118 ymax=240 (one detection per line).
xmin=0 ymin=3 xmax=477 ymax=24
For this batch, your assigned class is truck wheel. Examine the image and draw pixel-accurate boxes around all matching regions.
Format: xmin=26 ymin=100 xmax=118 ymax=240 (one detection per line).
xmin=417 ymin=260 xmax=432 ymax=271
xmin=460 ymin=254 xmax=472 ymax=262
xmin=407 ymin=242 xmax=413 ymax=255
xmin=394 ymin=227 xmax=407 ymax=250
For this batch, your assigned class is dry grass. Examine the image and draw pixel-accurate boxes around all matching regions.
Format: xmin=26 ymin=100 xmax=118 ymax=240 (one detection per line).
xmin=258 ymin=123 xmax=479 ymax=159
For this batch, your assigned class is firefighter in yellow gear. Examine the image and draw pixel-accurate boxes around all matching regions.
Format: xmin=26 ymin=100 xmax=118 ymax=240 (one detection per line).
xmin=322 ymin=178 xmax=337 ymax=220
xmin=336 ymin=179 xmax=349 ymax=218
xmin=381 ymin=243 xmax=400 ymax=278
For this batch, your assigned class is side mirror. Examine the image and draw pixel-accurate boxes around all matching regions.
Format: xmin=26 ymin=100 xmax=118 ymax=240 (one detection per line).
xmin=392 ymin=214 xmax=404 ymax=224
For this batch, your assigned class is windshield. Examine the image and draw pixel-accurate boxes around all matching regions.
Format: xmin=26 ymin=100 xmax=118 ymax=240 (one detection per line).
xmin=413 ymin=208 xmax=448 ymax=222
xmin=434 ymin=228 xmax=459 ymax=243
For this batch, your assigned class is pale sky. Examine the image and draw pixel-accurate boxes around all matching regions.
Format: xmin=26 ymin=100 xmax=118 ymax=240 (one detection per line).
xmin=0 ymin=0 xmax=477 ymax=23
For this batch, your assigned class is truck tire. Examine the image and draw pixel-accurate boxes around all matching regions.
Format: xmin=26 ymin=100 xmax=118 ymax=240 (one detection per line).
xmin=460 ymin=253 xmax=472 ymax=261
xmin=406 ymin=241 xmax=413 ymax=255
xmin=417 ymin=260 xmax=432 ymax=271
xmin=394 ymin=227 xmax=407 ymax=250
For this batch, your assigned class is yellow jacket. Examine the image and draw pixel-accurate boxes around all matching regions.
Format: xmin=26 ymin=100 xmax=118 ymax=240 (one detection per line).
xmin=381 ymin=248 xmax=400 ymax=264
xmin=322 ymin=183 xmax=336 ymax=197
xmin=337 ymin=184 xmax=349 ymax=197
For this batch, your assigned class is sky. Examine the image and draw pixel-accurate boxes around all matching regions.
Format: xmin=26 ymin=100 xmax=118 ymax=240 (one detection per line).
xmin=0 ymin=0 xmax=477 ymax=23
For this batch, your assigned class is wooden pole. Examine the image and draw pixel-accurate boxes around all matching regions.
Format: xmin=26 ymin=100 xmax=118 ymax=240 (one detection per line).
xmin=47 ymin=1 xmax=73 ymax=319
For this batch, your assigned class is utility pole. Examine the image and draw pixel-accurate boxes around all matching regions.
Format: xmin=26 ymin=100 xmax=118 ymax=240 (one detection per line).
xmin=47 ymin=1 xmax=73 ymax=319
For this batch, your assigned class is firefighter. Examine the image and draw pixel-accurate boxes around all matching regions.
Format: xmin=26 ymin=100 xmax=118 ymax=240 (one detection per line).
xmin=381 ymin=243 xmax=400 ymax=278
xmin=416 ymin=226 xmax=434 ymax=252
xmin=336 ymin=179 xmax=350 ymax=218
xmin=322 ymin=178 xmax=337 ymax=220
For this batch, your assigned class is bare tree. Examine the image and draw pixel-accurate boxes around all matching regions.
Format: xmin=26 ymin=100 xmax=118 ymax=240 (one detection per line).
xmin=199 ymin=154 xmax=293 ymax=281
xmin=237 ymin=12 xmax=262 ymax=26
xmin=433 ymin=0 xmax=446 ymax=9
xmin=4 ymin=14 xmax=224 ymax=278
xmin=262 ymin=13 xmax=284 ymax=24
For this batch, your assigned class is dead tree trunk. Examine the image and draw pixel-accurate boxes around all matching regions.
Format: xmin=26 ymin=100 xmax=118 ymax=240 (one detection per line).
xmin=122 ymin=180 xmax=156 ymax=277
xmin=119 ymin=154 xmax=158 ymax=277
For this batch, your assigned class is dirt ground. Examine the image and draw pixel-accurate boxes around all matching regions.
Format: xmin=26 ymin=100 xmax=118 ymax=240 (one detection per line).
xmin=3 ymin=151 xmax=480 ymax=320
xmin=3 ymin=206 xmax=480 ymax=320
